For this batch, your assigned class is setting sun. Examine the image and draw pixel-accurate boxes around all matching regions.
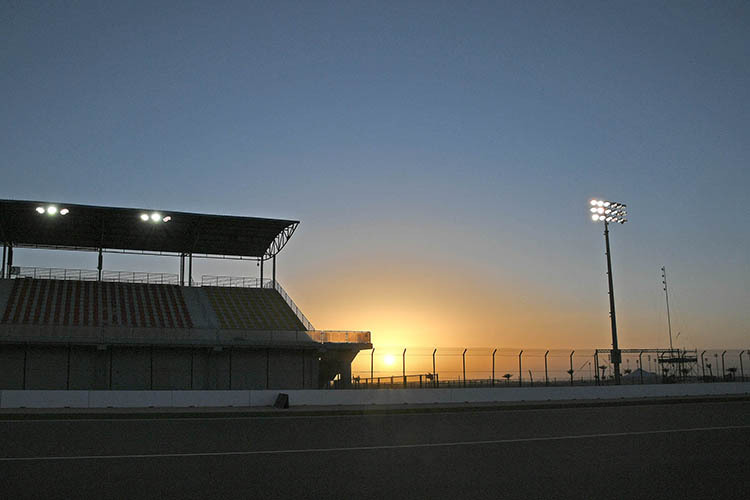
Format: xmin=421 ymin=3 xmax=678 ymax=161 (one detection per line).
xmin=383 ymin=354 xmax=395 ymax=366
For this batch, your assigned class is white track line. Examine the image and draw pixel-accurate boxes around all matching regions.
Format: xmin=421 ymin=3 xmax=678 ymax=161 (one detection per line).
xmin=1 ymin=425 xmax=747 ymax=462
xmin=1 ymin=399 xmax=744 ymax=423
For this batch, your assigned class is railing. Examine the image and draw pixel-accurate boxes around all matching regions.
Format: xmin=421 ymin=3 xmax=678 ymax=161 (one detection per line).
xmin=0 ymin=324 xmax=371 ymax=345
xmin=307 ymin=331 xmax=371 ymax=344
xmin=199 ymin=275 xmax=315 ymax=330
xmin=271 ymin=280 xmax=315 ymax=331
xmin=7 ymin=268 xmax=322 ymax=333
xmin=200 ymin=275 xmax=271 ymax=288
xmin=9 ymin=267 xmax=178 ymax=284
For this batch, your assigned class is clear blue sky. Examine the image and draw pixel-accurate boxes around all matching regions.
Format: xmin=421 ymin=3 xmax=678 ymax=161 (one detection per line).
xmin=2 ymin=1 xmax=748 ymax=349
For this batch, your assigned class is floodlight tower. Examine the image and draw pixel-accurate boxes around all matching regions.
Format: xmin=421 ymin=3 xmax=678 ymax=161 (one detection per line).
xmin=589 ymin=199 xmax=628 ymax=385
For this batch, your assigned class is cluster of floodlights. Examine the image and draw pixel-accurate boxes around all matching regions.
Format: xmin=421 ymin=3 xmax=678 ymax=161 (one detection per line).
xmin=35 ymin=205 xmax=69 ymax=216
xmin=139 ymin=213 xmax=171 ymax=223
xmin=589 ymin=199 xmax=627 ymax=224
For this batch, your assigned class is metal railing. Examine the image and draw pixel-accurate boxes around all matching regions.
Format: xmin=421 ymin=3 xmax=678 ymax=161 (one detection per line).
xmin=307 ymin=331 xmax=370 ymax=344
xmin=4 ymin=267 xmax=319 ymax=334
xmin=200 ymin=275 xmax=270 ymax=288
xmin=9 ymin=266 xmax=178 ymax=284
xmin=271 ymin=280 xmax=315 ymax=331
xmin=199 ymin=275 xmax=315 ymax=330
xmin=0 ymin=324 xmax=370 ymax=345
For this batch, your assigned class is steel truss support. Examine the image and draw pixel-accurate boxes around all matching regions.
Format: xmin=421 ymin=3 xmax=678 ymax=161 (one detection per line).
xmin=263 ymin=222 xmax=299 ymax=260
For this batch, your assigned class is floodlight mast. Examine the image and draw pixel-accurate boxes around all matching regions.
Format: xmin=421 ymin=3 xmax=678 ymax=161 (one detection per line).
xmin=589 ymin=199 xmax=627 ymax=385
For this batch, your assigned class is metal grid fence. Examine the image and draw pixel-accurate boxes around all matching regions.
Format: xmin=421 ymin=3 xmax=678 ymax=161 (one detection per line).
xmin=349 ymin=347 xmax=749 ymax=389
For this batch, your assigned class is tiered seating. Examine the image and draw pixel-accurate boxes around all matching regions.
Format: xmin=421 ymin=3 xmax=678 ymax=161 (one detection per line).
xmin=203 ymin=287 xmax=305 ymax=330
xmin=0 ymin=279 xmax=193 ymax=329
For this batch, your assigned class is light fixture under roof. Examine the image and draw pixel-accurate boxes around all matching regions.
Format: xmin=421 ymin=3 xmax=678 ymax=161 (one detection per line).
xmin=46 ymin=206 xmax=57 ymax=215
xmin=59 ymin=208 xmax=69 ymax=215
xmin=140 ymin=214 xmax=149 ymax=221
xmin=36 ymin=206 xmax=45 ymax=214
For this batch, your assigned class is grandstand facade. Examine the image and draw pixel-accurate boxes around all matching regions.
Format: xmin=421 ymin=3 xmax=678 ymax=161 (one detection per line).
xmin=0 ymin=200 xmax=370 ymax=390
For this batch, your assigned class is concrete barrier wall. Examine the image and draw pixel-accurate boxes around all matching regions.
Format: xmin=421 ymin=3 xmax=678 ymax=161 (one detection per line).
xmin=1 ymin=383 xmax=749 ymax=409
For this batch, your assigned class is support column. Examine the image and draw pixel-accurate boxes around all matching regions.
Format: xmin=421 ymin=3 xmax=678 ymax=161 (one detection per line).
xmin=97 ymin=248 xmax=103 ymax=281
xmin=180 ymin=253 xmax=185 ymax=286
xmin=6 ymin=244 xmax=13 ymax=278
xmin=339 ymin=360 xmax=352 ymax=389
xmin=1 ymin=242 xmax=6 ymax=279
xmin=188 ymin=253 xmax=193 ymax=286
xmin=260 ymin=258 xmax=264 ymax=285
xmin=272 ymin=255 xmax=276 ymax=286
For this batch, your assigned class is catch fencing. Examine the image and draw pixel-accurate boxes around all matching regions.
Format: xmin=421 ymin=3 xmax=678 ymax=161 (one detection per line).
xmin=348 ymin=347 xmax=749 ymax=389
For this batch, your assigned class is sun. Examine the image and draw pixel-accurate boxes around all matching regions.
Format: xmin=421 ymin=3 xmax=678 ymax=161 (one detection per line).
xmin=383 ymin=354 xmax=395 ymax=366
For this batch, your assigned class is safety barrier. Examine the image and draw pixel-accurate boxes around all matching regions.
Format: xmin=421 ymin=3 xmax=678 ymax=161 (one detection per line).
xmin=1 ymin=382 xmax=748 ymax=408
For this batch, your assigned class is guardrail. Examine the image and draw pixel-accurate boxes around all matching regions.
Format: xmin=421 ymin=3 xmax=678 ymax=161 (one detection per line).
xmin=9 ymin=267 xmax=178 ymax=284
xmin=270 ymin=280 xmax=315 ymax=331
xmin=0 ymin=324 xmax=370 ymax=346
xmin=200 ymin=275 xmax=270 ymax=288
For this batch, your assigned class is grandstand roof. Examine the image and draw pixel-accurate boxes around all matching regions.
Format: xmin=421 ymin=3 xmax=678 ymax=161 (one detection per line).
xmin=0 ymin=199 xmax=299 ymax=259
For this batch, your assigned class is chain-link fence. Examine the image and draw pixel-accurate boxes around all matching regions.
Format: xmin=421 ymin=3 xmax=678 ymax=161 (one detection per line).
xmin=349 ymin=347 xmax=749 ymax=388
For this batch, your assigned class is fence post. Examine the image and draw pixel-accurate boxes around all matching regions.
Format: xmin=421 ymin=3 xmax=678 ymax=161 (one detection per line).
xmin=518 ymin=350 xmax=523 ymax=387
xmin=402 ymin=348 xmax=407 ymax=387
xmin=492 ymin=348 xmax=497 ymax=387
xmin=594 ymin=350 xmax=599 ymax=385
xmin=569 ymin=350 xmax=575 ymax=386
xmin=721 ymin=351 xmax=727 ymax=381
xmin=740 ymin=351 xmax=745 ymax=382
xmin=700 ymin=351 xmax=706 ymax=381
xmin=371 ymin=348 xmax=375 ymax=380
xmin=462 ymin=348 xmax=467 ymax=387
xmin=432 ymin=348 xmax=437 ymax=384
xmin=639 ymin=351 xmax=644 ymax=384
xmin=544 ymin=350 xmax=549 ymax=386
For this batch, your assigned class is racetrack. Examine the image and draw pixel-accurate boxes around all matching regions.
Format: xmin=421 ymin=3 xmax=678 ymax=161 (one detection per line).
xmin=1 ymin=399 xmax=748 ymax=499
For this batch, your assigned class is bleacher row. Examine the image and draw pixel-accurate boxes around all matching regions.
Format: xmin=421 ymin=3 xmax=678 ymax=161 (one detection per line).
xmin=204 ymin=287 xmax=305 ymax=331
xmin=0 ymin=279 xmax=307 ymax=331
xmin=0 ymin=279 xmax=193 ymax=329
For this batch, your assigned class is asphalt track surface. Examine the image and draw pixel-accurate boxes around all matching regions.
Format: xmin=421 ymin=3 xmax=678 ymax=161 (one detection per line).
xmin=1 ymin=399 xmax=748 ymax=499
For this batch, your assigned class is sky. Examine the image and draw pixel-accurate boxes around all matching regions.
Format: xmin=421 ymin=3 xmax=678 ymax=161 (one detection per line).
xmin=1 ymin=1 xmax=749 ymax=355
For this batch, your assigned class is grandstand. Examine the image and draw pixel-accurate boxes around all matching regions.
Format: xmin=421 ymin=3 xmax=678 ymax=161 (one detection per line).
xmin=0 ymin=199 xmax=371 ymax=390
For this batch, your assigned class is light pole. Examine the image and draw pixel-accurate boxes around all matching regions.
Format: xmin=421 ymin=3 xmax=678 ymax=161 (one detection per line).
xmin=589 ymin=198 xmax=628 ymax=385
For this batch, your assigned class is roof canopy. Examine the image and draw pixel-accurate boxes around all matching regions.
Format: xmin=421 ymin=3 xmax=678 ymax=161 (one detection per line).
xmin=0 ymin=199 xmax=299 ymax=259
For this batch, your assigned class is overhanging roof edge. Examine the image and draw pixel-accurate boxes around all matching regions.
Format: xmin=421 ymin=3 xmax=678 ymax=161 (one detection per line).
xmin=0 ymin=199 xmax=300 ymax=258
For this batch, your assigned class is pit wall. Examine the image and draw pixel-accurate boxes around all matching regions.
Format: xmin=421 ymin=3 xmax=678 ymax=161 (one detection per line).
xmin=1 ymin=382 xmax=748 ymax=409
